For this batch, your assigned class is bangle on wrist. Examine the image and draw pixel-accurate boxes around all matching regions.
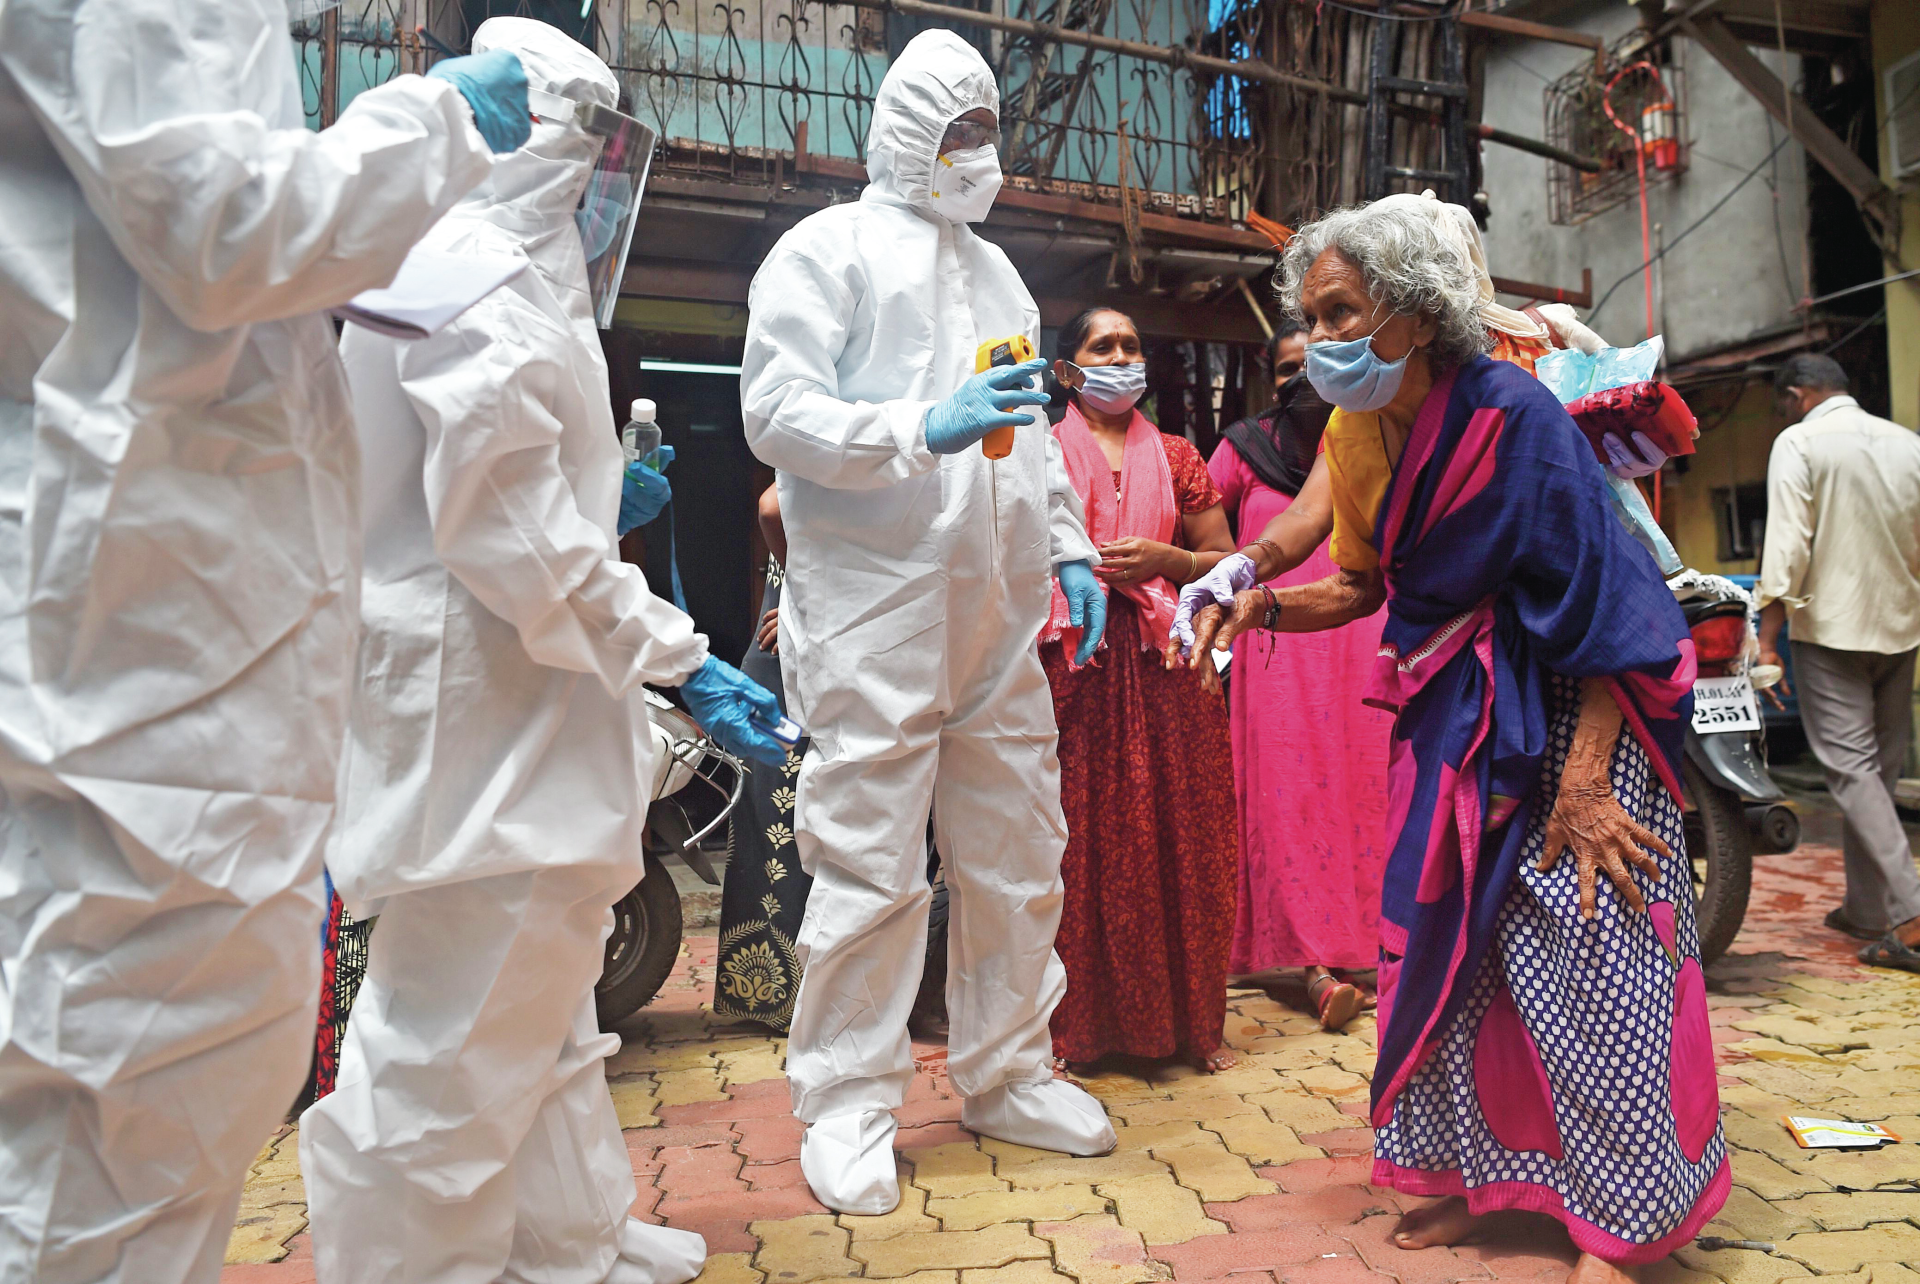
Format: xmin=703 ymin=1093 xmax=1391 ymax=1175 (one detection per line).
xmin=1186 ymin=549 xmax=1198 ymax=581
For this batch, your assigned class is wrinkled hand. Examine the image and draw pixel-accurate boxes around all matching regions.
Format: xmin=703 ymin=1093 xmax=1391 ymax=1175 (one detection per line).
xmin=679 ymin=656 xmax=787 ymax=767
xmin=1056 ymin=559 xmax=1108 ymax=666
xmin=1167 ymin=590 xmax=1267 ymax=694
xmin=1601 ymin=430 xmax=1667 ymax=480
xmin=1535 ymin=779 xmax=1669 ymax=919
xmin=756 ymin=607 xmax=780 ymax=656
xmin=924 ymin=359 xmax=1049 ymax=455
xmin=1096 ymin=537 xmax=1178 ymax=586
xmin=428 ymin=49 xmax=531 ymax=154
xmin=1170 ymin=552 xmax=1257 ymax=656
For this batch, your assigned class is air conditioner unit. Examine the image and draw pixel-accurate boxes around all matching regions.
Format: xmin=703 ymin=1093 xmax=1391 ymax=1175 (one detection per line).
xmin=1889 ymin=48 xmax=1920 ymax=181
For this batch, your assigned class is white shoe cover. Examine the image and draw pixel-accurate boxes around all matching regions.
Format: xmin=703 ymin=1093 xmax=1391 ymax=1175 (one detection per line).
xmin=962 ymin=1077 xmax=1117 ymax=1156
xmin=800 ymin=1109 xmax=901 ymax=1215
xmin=603 ymin=1218 xmax=708 ymax=1284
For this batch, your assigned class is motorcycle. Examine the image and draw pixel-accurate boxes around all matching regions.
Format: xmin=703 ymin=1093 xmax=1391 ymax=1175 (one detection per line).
xmin=1669 ymin=573 xmax=1800 ymax=963
xmin=594 ymin=689 xmax=744 ymax=1027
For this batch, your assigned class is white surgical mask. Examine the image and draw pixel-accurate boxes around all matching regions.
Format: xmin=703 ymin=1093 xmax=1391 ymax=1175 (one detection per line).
xmin=1078 ymin=361 xmax=1147 ymax=414
xmin=1304 ymin=318 xmax=1408 ymax=412
xmin=929 ymin=145 xmax=1002 ymax=224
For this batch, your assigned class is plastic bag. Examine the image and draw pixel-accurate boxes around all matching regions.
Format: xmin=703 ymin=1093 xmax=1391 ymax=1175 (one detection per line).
xmin=1534 ymin=335 xmax=1667 ymax=404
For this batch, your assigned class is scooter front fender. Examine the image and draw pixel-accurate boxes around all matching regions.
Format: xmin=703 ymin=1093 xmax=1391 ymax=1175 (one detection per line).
xmin=1684 ymin=729 xmax=1784 ymax=804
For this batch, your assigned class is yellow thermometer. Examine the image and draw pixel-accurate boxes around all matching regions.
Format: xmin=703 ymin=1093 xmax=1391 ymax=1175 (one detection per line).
xmin=973 ymin=334 xmax=1035 ymax=460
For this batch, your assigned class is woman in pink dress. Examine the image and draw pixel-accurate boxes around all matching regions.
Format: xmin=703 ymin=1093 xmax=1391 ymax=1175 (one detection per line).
xmin=1207 ymin=326 xmax=1393 ymax=1031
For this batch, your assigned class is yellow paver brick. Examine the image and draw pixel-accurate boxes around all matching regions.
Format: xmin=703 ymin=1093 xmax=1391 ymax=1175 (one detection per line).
xmin=612 ymin=1041 xmax=717 ymax=1075
xmin=844 ymin=1179 xmax=940 ymax=1240
xmin=1669 ymin=1241 xmax=1813 ymax=1284
xmin=1773 ymin=1187 xmax=1920 ymax=1231
xmin=754 ymin=1214 xmax=859 ymax=1284
xmin=1724 ymin=1149 xmax=1833 ymax=1201
xmin=610 ymin=1074 xmax=662 ymax=1128
xmin=1286 ymin=1065 xmax=1369 ymax=1100
xmin=1154 ymin=1141 xmax=1275 ymax=1203
xmin=655 ymin=1066 xmax=731 ymax=1106
xmin=1106 ymin=1093 xmax=1258 ymax=1128
xmin=812 ymin=1273 xmax=955 ymax=1284
xmin=1709 ymin=1184 xmax=1818 ymax=1240
xmin=927 ymin=1184 xmax=1108 ymax=1231
xmin=1243 ymin=1088 xmax=1367 ymax=1135
xmin=1775 ymin=1225 xmax=1920 ymax=1274
xmin=1203 ymin=1115 xmax=1324 ymax=1168
xmin=1791 ymin=1144 xmax=1920 ymax=1190
xmin=1035 ymin=1213 xmax=1165 ymax=1284
xmin=852 ymin=1221 xmax=1051 ymax=1277
xmin=982 ymin=1140 xmax=1167 ymax=1191
xmin=694 ymin=1252 xmax=768 ymax=1284
xmin=959 ymin=1264 xmax=1073 ymax=1284
xmin=719 ymin=1044 xmax=789 ymax=1085
xmin=223 ymin=1203 xmax=307 ymax=1265
xmin=1111 ymin=1122 xmax=1213 ymax=1151
xmin=908 ymin=1142 xmax=1008 ymax=1198
xmin=1097 ymin=1173 xmax=1226 ymax=1245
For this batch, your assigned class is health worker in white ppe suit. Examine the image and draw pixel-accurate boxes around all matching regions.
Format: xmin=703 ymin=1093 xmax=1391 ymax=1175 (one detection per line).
xmin=0 ymin=1 xmax=529 ymax=1279
xmin=297 ymin=18 xmax=785 ymax=1284
xmin=740 ymin=28 xmax=1117 ymax=1217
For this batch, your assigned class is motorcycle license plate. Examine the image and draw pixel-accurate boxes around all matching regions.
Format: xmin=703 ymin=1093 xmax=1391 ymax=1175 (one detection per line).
xmin=1692 ymin=674 xmax=1760 ymax=733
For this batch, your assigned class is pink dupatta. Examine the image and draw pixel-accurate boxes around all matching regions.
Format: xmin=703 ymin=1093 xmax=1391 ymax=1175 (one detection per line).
xmin=1043 ymin=402 xmax=1180 ymax=665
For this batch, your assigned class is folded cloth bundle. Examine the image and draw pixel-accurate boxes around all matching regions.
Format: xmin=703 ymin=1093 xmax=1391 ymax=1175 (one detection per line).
xmin=1565 ymin=380 xmax=1698 ymax=467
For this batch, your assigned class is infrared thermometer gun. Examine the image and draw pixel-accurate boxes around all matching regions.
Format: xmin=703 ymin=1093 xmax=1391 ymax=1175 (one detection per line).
xmin=974 ymin=335 xmax=1038 ymax=460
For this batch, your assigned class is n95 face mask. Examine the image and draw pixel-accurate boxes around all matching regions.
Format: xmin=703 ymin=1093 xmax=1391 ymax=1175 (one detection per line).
xmin=930 ymin=145 xmax=1002 ymax=224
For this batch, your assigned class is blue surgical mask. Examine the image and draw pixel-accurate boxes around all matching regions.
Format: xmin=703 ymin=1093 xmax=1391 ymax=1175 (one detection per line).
xmin=1305 ymin=319 xmax=1407 ymax=412
xmin=1078 ymin=361 xmax=1147 ymax=414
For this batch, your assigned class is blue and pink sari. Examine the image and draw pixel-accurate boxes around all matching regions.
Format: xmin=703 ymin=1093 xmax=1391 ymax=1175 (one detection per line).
xmin=1362 ymin=356 xmax=1727 ymax=1263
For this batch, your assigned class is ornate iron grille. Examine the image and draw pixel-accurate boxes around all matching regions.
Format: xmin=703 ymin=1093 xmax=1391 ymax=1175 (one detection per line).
xmin=292 ymin=0 xmax=1275 ymax=223
xmin=1544 ymin=39 xmax=1686 ymax=227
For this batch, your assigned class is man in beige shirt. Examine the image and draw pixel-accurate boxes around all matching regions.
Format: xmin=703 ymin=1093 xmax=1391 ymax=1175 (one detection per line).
xmin=1757 ymin=353 xmax=1920 ymax=970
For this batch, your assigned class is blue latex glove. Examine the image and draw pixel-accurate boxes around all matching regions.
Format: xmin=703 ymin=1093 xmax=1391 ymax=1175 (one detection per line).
xmin=1171 ymin=551 xmax=1257 ymax=657
xmin=618 ymin=444 xmax=676 ymax=537
xmin=680 ymin=656 xmax=787 ymax=767
xmin=1056 ymin=559 xmax=1108 ymax=666
xmin=924 ymin=358 xmax=1049 ymax=455
xmin=428 ymin=49 xmax=530 ymax=154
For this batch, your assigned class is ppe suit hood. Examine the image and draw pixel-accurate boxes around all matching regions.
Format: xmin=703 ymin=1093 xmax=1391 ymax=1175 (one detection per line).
xmin=462 ymin=18 xmax=618 ymax=297
xmin=864 ymin=30 xmax=999 ymax=214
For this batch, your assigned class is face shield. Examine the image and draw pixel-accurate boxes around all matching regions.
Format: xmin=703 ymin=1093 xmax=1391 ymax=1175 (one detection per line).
xmin=529 ymin=88 xmax=658 ymax=329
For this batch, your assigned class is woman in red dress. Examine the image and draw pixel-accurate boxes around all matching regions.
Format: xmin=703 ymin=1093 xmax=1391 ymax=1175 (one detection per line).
xmin=1041 ymin=307 xmax=1241 ymax=1073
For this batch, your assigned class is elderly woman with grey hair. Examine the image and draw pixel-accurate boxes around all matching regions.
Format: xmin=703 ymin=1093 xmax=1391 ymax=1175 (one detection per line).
xmin=1179 ymin=199 xmax=1727 ymax=1283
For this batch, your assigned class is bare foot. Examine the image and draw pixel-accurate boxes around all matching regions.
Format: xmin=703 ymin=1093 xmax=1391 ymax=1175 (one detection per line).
xmin=1568 ymin=1252 xmax=1638 ymax=1284
xmin=1391 ymin=1196 xmax=1485 ymax=1249
xmin=1198 ymin=1051 xmax=1238 ymax=1073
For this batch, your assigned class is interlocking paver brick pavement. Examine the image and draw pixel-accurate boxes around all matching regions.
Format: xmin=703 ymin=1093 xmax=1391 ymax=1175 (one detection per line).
xmin=221 ymin=830 xmax=1920 ymax=1284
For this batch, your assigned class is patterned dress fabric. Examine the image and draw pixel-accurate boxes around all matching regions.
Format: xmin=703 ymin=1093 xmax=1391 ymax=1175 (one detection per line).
xmin=1044 ymin=432 xmax=1240 ymax=1064
xmin=714 ymin=564 xmax=811 ymax=1030
xmin=1208 ymin=440 xmax=1393 ymax=972
xmin=1374 ymin=675 xmax=1729 ymax=1264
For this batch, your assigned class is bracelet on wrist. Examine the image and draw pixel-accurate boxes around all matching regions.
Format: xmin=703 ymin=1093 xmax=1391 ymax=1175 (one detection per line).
xmin=1260 ymin=584 xmax=1280 ymax=631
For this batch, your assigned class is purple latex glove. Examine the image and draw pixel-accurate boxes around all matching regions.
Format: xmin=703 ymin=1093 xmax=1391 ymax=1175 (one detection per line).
xmin=1171 ymin=551 xmax=1258 ymax=657
xmin=1602 ymin=430 xmax=1667 ymax=480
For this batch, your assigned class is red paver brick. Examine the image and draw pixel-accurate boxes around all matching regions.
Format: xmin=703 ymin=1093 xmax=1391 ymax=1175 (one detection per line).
xmin=1339 ymin=1214 xmax=1493 ymax=1284
xmin=658 ymin=1143 xmax=746 ymax=1197
xmin=626 ymin=1119 xmax=739 ymax=1153
xmin=898 ymin=1120 xmax=974 ymax=1151
xmin=895 ymin=1097 xmax=965 ymax=1128
xmin=1205 ymin=1187 xmax=1396 ymax=1232
xmin=220 ymin=1263 xmax=318 ymax=1284
xmin=733 ymin=1114 xmax=805 ymax=1163
xmin=1258 ymin=1155 xmax=1379 ymax=1195
xmin=1275 ymin=1255 xmax=1399 ymax=1284
xmin=653 ymin=1185 xmax=828 ymax=1255
xmin=1297 ymin=1130 xmax=1375 ymax=1157
xmin=743 ymin=1159 xmax=811 ymax=1192
xmin=1153 ymin=1226 xmax=1355 ymax=1280
xmin=657 ymin=1078 xmax=794 ymax=1125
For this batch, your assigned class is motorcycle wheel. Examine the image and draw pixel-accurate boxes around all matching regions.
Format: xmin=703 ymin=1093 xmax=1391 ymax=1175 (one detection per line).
xmin=1682 ymin=757 xmax=1752 ymax=965
xmin=596 ymin=856 xmax=683 ymax=1029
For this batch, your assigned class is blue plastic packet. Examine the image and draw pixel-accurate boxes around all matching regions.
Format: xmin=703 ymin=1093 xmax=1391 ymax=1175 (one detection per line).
xmin=752 ymin=713 xmax=804 ymax=747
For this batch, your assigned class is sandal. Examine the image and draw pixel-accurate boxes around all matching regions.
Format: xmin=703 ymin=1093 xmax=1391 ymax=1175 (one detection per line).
xmin=1826 ymin=907 xmax=1886 ymax=942
xmin=1307 ymin=971 xmax=1363 ymax=1032
xmin=1858 ymin=932 xmax=1920 ymax=974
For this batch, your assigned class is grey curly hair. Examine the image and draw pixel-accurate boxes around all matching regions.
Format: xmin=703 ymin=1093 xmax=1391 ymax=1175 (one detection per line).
xmin=1276 ymin=202 xmax=1491 ymax=369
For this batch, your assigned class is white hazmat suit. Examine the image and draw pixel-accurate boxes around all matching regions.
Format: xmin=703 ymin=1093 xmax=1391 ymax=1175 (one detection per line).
xmin=739 ymin=29 xmax=1116 ymax=1216
xmin=297 ymin=19 xmax=708 ymax=1284
xmin=0 ymin=1 xmax=495 ymax=1279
